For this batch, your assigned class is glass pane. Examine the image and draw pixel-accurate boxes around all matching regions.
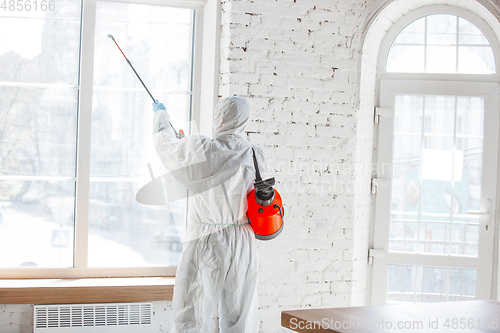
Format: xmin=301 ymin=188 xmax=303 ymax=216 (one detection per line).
xmin=391 ymin=135 xmax=421 ymax=253
xmin=421 ymin=266 xmax=447 ymax=302
xmin=420 ymin=179 xmax=452 ymax=247
xmin=387 ymin=264 xmax=477 ymax=303
xmin=89 ymin=92 xmax=190 ymax=178
xmin=389 ymin=95 xmax=484 ymax=257
xmin=424 ymin=96 xmax=455 ymax=136
xmin=93 ymin=2 xmax=193 ymax=92
xmin=390 ymin=95 xmax=423 ymax=252
xmin=458 ymin=46 xmax=495 ymax=74
xmin=0 ymin=87 xmax=78 ymax=177
xmin=449 ymin=268 xmax=477 ymax=300
xmin=387 ymin=264 xmax=418 ymax=303
xmin=391 ymin=96 xmax=421 ymax=251
xmin=0 ymin=181 xmax=75 ymax=268
xmin=427 ymin=15 xmax=457 ymax=45
xmin=459 ymin=138 xmax=483 ymax=210
xmin=459 ymin=18 xmax=489 ymax=45
xmin=0 ymin=1 xmax=80 ymax=271
xmin=0 ymin=0 xmax=81 ymax=84
xmin=87 ymin=181 xmax=184 ymax=267
xmin=87 ymin=2 xmax=194 ymax=267
xmin=386 ymin=45 xmax=424 ymax=73
xmin=393 ymin=18 xmax=425 ymax=44
xmin=394 ymin=95 xmax=423 ymax=134
xmin=426 ymin=46 xmax=457 ymax=73
xmin=390 ymin=218 xmax=419 ymax=252
xmin=386 ymin=14 xmax=495 ymax=74
xmin=456 ymin=97 xmax=484 ymax=137
xmin=447 ymin=216 xmax=480 ymax=256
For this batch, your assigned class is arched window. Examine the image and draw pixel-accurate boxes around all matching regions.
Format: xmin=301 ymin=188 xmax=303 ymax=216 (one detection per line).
xmin=371 ymin=6 xmax=500 ymax=305
xmin=386 ymin=14 xmax=495 ymax=74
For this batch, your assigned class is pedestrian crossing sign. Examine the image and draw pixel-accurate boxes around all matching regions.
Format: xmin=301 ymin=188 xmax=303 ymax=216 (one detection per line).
xmin=52 ymin=230 xmax=70 ymax=248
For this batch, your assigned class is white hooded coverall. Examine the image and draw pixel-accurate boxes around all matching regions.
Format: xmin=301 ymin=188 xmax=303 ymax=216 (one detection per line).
xmin=153 ymin=96 xmax=270 ymax=333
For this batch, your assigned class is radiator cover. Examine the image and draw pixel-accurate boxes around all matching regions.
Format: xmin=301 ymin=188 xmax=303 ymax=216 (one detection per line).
xmin=33 ymin=303 xmax=154 ymax=332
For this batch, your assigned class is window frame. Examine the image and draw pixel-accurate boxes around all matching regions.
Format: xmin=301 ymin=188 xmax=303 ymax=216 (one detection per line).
xmin=376 ymin=5 xmax=500 ymax=82
xmin=371 ymin=5 xmax=500 ymax=305
xmin=0 ymin=0 xmax=221 ymax=280
xmin=373 ymin=78 xmax=499 ymax=304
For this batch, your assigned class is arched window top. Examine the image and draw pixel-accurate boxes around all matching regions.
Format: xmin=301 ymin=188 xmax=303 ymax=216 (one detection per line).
xmin=386 ymin=14 xmax=496 ymax=74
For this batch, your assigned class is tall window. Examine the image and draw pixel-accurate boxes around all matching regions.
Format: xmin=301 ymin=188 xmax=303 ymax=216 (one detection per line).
xmin=372 ymin=8 xmax=499 ymax=304
xmin=0 ymin=0 xmax=197 ymax=278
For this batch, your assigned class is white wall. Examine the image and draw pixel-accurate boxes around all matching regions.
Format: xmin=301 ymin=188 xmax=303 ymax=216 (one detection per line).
xmin=0 ymin=305 xmax=32 ymax=333
xmin=218 ymin=1 xmax=383 ymax=331
xmin=2 ymin=0 xmax=500 ymax=332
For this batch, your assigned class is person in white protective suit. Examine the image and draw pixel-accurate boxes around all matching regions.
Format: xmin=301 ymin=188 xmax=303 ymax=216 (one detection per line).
xmin=152 ymin=96 xmax=270 ymax=333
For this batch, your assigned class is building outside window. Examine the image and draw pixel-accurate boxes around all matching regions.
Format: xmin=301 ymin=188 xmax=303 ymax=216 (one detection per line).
xmin=0 ymin=0 xmax=206 ymax=279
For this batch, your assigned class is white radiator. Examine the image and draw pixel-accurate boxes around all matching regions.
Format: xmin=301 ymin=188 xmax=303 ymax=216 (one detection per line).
xmin=33 ymin=303 xmax=154 ymax=332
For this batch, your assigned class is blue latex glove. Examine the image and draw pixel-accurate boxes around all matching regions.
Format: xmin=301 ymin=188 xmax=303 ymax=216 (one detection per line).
xmin=153 ymin=100 xmax=166 ymax=113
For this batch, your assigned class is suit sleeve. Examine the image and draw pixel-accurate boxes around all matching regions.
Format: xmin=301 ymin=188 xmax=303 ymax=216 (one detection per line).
xmin=152 ymin=110 xmax=209 ymax=174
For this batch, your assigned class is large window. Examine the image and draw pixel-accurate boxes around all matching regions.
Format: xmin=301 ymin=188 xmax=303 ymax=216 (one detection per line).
xmin=0 ymin=0 xmax=202 ymax=278
xmin=372 ymin=7 xmax=500 ymax=304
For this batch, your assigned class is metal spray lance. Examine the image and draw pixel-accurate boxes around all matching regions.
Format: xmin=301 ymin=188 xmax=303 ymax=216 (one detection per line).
xmin=107 ymin=34 xmax=184 ymax=139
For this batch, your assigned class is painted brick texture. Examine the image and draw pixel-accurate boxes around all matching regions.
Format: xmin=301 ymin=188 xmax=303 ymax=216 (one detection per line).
xmin=219 ymin=0 xmax=378 ymax=331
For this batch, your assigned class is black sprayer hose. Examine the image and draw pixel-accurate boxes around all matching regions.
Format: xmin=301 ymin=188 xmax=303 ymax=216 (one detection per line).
xmin=274 ymin=204 xmax=284 ymax=219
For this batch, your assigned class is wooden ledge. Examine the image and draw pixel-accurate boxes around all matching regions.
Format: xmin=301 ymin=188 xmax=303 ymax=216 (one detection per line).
xmin=0 ymin=277 xmax=175 ymax=304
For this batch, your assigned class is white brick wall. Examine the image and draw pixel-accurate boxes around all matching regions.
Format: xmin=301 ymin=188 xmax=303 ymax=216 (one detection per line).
xmin=220 ymin=0 xmax=500 ymax=332
xmin=218 ymin=0 xmax=382 ymax=331
xmin=0 ymin=305 xmax=32 ymax=333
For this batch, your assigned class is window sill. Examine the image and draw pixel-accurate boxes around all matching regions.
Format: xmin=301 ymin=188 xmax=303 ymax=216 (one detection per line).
xmin=0 ymin=277 xmax=174 ymax=304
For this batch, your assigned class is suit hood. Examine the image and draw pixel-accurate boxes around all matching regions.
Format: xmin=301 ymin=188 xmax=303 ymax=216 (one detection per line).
xmin=212 ymin=96 xmax=251 ymax=137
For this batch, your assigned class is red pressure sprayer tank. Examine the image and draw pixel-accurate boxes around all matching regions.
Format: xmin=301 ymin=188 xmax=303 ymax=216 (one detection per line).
xmin=246 ymin=148 xmax=284 ymax=240
xmin=247 ymin=188 xmax=284 ymax=240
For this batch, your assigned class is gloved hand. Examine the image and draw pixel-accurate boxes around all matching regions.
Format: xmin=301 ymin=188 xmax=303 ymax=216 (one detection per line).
xmin=153 ymin=100 xmax=166 ymax=113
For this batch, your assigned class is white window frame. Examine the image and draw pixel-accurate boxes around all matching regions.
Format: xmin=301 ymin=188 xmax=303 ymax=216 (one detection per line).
xmin=377 ymin=5 xmax=500 ymax=82
xmin=371 ymin=5 xmax=500 ymax=304
xmin=0 ymin=0 xmax=221 ymax=279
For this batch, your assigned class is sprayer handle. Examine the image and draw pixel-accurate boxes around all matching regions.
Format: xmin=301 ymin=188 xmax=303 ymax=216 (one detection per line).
xmin=254 ymin=177 xmax=275 ymax=190
xmin=176 ymin=130 xmax=185 ymax=139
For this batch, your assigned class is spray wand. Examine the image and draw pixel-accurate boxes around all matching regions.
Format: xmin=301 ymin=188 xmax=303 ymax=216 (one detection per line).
xmin=107 ymin=34 xmax=184 ymax=139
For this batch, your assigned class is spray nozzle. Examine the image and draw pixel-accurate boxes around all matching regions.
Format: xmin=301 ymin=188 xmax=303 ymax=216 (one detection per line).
xmin=176 ymin=129 xmax=185 ymax=139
